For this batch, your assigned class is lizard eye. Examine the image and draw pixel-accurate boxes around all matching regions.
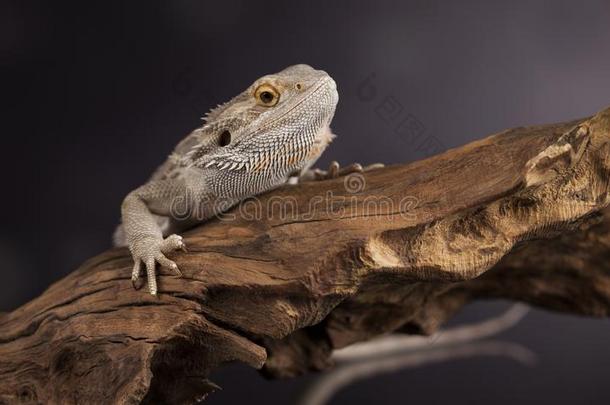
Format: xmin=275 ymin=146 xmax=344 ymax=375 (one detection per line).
xmin=218 ymin=130 xmax=231 ymax=146
xmin=254 ymin=84 xmax=279 ymax=107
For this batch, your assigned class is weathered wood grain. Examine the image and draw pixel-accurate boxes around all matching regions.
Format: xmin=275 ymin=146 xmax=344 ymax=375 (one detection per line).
xmin=1 ymin=107 xmax=609 ymax=404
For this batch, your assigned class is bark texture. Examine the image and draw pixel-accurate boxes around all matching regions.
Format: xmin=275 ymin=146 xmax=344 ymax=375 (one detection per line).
xmin=1 ymin=107 xmax=609 ymax=404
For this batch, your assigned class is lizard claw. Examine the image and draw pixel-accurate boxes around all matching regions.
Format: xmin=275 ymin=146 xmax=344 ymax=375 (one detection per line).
xmin=131 ymin=260 xmax=143 ymax=290
xmin=129 ymin=234 xmax=187 ymax=295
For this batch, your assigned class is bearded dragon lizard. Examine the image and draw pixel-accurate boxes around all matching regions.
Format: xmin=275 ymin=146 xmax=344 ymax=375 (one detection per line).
xmin=114 ymin=64 xmax=381 ymax=295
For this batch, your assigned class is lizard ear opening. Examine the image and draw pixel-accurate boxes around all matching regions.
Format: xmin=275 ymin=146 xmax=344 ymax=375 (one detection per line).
xmin=219 ymin=130 xmax=231 ymax=147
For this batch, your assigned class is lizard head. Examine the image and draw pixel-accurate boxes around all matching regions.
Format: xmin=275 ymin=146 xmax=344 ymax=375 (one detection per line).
xmin=188 ymin=64 xmax=338 ymax=172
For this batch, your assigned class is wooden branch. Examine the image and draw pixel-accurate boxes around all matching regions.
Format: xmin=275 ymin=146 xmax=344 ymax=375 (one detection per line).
xmin=1 ymin=106 xmax=609 ymax=404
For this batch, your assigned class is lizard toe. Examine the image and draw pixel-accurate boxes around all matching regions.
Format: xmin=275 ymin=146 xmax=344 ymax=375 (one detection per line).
xmin=145 ymin=258 xmax=158 ymax=296
xmin=156 ymin=253 xmax=182 ymax=277
xmin=363 ymin=163 xmax=385 ymax=171
xmin=338 ymin=163 xmax=363 ymax=176
xmin=160 ymin=234 xmax=187 ymax=254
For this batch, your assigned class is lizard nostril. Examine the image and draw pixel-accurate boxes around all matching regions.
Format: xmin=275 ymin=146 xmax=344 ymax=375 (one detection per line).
xmin=219 ymin=130 xmax=231 ymax=146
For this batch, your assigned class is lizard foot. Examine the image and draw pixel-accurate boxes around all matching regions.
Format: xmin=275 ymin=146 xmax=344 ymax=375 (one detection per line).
xmin=305 ymin=161 xmax=385 ymax=181
xmin=130 ymin=234 xmax=187 ymax=295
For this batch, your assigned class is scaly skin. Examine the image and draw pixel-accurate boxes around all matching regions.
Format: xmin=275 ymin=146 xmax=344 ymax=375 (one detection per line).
xmin=115 ymin=64 xmax=381 ymax=295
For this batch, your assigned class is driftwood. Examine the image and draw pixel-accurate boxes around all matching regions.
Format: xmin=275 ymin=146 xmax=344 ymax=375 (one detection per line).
xmin=1 ymin=106 xmax=609 ymax=404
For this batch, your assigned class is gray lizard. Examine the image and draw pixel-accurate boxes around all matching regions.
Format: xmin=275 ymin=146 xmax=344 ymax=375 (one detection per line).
xmin=114 ymin=64 xmax=381 ymax=295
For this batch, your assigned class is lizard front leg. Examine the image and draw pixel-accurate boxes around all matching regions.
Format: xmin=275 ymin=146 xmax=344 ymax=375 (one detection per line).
xmin=121 ymin=179 xmax=190 ymax=295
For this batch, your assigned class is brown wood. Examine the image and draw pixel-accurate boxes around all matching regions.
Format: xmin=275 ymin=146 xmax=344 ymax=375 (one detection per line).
xmin=1 ymin=107 xmax=609 ymax=404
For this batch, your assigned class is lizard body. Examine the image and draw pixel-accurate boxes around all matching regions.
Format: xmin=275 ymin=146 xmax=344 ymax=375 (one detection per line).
xmin=115 ymin=64 xmax=378 ymax=295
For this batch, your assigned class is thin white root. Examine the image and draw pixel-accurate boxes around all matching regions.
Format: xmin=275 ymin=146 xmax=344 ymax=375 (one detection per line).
xmin=333 ymin=303 xmax=529 ymax=362
xmin=299 ymin=304 xmax=532 ymax=405
xmin=299 ymin=340 xmax=535 ymax=405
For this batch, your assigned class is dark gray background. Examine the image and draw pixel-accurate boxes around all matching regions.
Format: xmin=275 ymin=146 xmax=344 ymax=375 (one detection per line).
xmin=2 ymin=1 xmax=609 ymax=404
